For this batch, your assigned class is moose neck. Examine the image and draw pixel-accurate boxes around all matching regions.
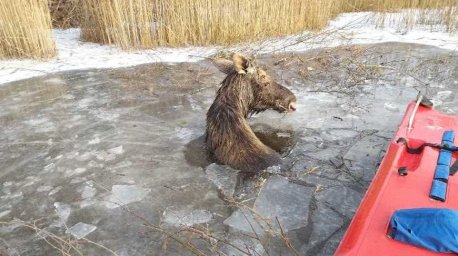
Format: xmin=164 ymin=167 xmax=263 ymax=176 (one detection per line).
xmin=206 ymin=73 xmax=258 ymax=141
xmin=206 ymin=73 xmax=281 ymax=172
xmin=221 ymin=74 xmax=255 ymax=118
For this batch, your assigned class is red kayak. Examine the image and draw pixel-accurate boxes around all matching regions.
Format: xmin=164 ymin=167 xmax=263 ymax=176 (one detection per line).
xmin=335 ymin=99 xmax=458 ymax=255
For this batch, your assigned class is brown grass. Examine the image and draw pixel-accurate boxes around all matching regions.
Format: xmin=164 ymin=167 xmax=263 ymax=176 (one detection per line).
xmin=0 ymin=0 xmax=56 ymax=59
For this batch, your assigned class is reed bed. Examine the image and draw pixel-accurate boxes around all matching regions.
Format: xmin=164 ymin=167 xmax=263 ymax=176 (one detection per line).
xmin=149 ymin=0 xmax=341 ymax=46
xmin=0 ymin=0 xmax=56 ymax=59
xmin=342 ymin=0 xmax=457 ymax=12
xmin=81 ymin=0 xmax=340 ymax=49
xmin=371 ymin=6 xmax=458 ymax=33
xmin=344 ymin=0 xmax=458 ymax=33
xmin=81 ymin=0 xmax=155 ymax=49
xmin=80 ymin=0 xmax=458 ymax=49
xmin=80 ymin=0 xmax=343 ymax=48
xmin=1 ymin=0 xmax=457 ymax=58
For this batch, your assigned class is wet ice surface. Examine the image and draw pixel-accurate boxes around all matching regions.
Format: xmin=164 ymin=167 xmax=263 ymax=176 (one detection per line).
xmin=0 ymin=42 xmax=457 ymax=255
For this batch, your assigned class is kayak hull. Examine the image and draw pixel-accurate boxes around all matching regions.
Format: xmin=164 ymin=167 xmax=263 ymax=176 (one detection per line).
xmin=335 ymin=102 xmax=458 ymax=256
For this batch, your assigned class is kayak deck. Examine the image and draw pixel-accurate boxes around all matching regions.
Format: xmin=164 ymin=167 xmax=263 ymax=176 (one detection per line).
xmin=335 ymin=101 xmax=458 ymax=255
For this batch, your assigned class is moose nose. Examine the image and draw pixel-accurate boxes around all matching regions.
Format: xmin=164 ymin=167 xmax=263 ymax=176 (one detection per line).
xmin=288 ymin=102 xmax=297 ymax=112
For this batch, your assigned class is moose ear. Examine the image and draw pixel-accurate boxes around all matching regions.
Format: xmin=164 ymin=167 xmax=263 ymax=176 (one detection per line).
xmin=212 ymin=58 xmax=234 ymax=74
xmin=232 ymin=53 xmax=254 ymax=74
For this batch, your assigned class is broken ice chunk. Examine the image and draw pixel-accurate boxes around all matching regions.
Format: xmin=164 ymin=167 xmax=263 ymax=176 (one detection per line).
xmin=108 ymin=146 xmax=124 ymax=155
xmin=162 ymin=207 xmax=212 ymax=227
xmin=54 ymin=202 xmax=71 ymax=224
xmin=81 ymin=186 xmax=97 ymax=199
xmin=205 ymin=163 xmax=239 ymax=199
xmin=105 ymin=185 xmax=150 ymax=209
xmin=224 ymin=175 xmax=313 ymax=234
xmin=67 ymin=222 xmax=97 ymax=239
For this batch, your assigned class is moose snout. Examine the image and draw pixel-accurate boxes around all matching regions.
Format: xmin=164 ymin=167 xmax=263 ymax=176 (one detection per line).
xmin=288 ymin=101 xmax=297 ymax=112
xmin=286 ymin=93 xmax=297 ymax=112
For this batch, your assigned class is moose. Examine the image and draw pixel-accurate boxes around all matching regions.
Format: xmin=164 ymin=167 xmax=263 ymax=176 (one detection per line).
xmin=206 ymin=53 xmax=297 ymax=172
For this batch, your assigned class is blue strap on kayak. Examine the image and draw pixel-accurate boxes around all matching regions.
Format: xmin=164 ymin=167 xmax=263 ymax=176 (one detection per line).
xmin=430 ymin=130 xmax=454 ymax=202
xmin=437 ymin=149 xmax=453 ymax=166
xmin=434 ymin=165 xmax=449 ymax=180
xmin=430 ymin=180 xmax=447 ymax=201
xmin=443 ymin=131 xmax=455 ymax=143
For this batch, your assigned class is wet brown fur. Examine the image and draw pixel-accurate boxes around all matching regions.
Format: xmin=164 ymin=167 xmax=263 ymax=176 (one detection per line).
xmin=206 ymin=54 xmax=296 ymax=172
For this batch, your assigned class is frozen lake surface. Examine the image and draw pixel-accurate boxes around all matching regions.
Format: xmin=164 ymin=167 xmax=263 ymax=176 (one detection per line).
xmin=0 ymin=42 xmax=458 ymax=255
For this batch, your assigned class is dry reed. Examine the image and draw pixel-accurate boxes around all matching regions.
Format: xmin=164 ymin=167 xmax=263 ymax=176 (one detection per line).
xmin=80 ymin=0 xmax=458 ymax=49
xmin=1 ymin=0 xmax=457 ymax=58
xmin=0 ymin=0 xmax=56 ymax=59
xmin=342 ymin=0 xmax=457 ymax=12
xmin=344 ymin=0 xmax=458 ymax=33
xmin=80 ymin=0 xmax=344 ymax=48
xmin=81 ymin=0 xmax=155 ymax=49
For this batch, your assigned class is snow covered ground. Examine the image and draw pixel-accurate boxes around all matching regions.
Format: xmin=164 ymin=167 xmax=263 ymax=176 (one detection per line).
xmin=0 ymin=11 xmax=457 ymax=85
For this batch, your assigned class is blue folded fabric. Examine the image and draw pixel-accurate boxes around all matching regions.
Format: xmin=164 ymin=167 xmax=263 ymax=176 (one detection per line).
xmin=390 ymin=208 xmax=458 ymax=253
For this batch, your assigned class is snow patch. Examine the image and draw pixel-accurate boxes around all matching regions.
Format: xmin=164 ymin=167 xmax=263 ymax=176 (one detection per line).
xmin=37 ymin=185 xmax=53 ymax=192
xmin=3 ymin=181 xmax=13 ymax=187
xmin=48 ymin=186 xmax=62 ymax=196
xmin=88 ymin=136 xmax=101 ymax=145
xmin=108 ymin=146 xmax=124 ymax=155
xmin=0 ymin=210 xmax=11 ymax=219
xmin=65 ymin=167 xmax=87 ymax=177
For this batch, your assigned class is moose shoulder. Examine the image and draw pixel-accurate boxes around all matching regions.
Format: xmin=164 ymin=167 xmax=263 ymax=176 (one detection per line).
xmin=206 ymin=53 xmax=297 ymax=172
